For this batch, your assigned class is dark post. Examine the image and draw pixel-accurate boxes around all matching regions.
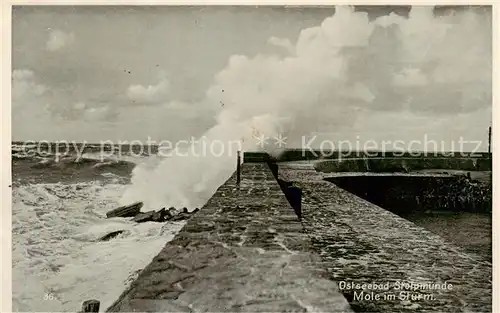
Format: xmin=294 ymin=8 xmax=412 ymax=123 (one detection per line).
xmin=81 ymin=300 xmax=100 ymax=312
xmin=268 ymin=161 xmax=278 ymax=179
xmin=488 ymin=126 xmax=492 ymax=154
xmin=236 ymin=150 xmax=241 ymax=185
xmin=286 ymin=186 xmax=302 ymax=219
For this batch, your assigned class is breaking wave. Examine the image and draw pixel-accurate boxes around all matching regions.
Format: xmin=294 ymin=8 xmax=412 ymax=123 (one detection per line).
xmin=12 ymin=181 xmax=185 ymax=312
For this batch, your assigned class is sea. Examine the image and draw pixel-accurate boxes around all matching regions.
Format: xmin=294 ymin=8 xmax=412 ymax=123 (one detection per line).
xmin=11 ymin=142 xmax=186 ymax=312
xmin=11 ymin=142 xmax=492 ymax=311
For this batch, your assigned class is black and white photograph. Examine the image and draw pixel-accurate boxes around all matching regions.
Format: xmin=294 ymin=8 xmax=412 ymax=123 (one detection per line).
xmin=8 ymin=4 xmax=494 ymax=313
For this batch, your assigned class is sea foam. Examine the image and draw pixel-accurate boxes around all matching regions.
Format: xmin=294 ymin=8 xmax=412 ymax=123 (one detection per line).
xmin=12 ymin=181 xmax=185 ymax=312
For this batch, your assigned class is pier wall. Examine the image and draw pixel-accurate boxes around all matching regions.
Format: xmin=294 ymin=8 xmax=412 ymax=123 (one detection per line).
xmin=107 ymin=163 xmax=351 ymax=312
xmin=107 ymin=152 xmax=492 ymax=313
xmin=277 ymin=164 xmax=492 ymax=312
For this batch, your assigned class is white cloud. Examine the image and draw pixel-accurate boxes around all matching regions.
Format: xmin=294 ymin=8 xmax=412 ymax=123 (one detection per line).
xmin=46 ymin=29 xmax=75 ymax=52
xmin=12 ymin=69 xmax=114 ymax=140
xmin=83 ymin=106 xmax=110 ymax=122
xmin=12 ymin=69 xmax=34 ymax=80
xmin=126 ymin=77 xmax=170 ymax=104
xmin=73 ymin=102 xmax=86 ymax=110
xmin=12 ymin=69 xmax=53 ymax=140
xmin=73 ymin=101 xmax=110 ymax=122
xmin=206 ymin=5 xmax=490 ymax=135
xmin=393 ymin=68 xmax=428 ymax=87
xmin=12 ymin=6 xmax=492 ymax=148
xmin=12 ymin=69 xmax=47 ymax=107
xmin=11 ymin=68 xmax=206 ymax=141
xmin=267 ymin=36 xmax=294 ymax=54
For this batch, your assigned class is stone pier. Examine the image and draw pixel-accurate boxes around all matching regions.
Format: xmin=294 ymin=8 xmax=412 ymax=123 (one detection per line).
xmin=107 ymin=155 xmax=492 ymax=313
xmin=278 ymin=163 xmax=491 ymax=313
xmin=107 ymin=163 xmax=352 ymax=312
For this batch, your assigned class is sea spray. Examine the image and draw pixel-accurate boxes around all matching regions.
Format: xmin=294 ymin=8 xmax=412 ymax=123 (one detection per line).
xmin=120 ymin=114 xmax=284 ymax=210
xmin=121 ymin=5 xmax=491 ymax=211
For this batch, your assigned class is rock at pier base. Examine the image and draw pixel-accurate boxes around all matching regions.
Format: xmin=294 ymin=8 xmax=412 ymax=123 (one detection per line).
xmin=129 ymin=206 xmax=200 ymax=223
xmin=132 ymin=208 xmax=169 ymax=223
xmin=81 ymin=299 xmax=100 ymax=312
xmin=152 ymin=208 xmax=167 ymax=222
xmin=170 ymin=212 xmax=191 ymax=221
xmin=166 ymin=207 xmax=179 ymax=218
xmin=132 ymin=211 xmax=155 ymax=223
xmin=98 ymin=230 xmax=125 ymax=242
xmin=106 ymin=202 xmax=143 ymax=218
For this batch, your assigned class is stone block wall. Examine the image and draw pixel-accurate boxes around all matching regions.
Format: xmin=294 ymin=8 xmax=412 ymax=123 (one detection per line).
xmin=278 ymin=163 xmax=492 ymax=313
xmin=249 ymin=150 xmax=492 ymax=162
xmin=314 ymin=157 xmax=492 ymax=173
xmin=106 ymin=163 xmax=351 ymax=312
xmin=326 ymin=175 xmax=492 ymax=214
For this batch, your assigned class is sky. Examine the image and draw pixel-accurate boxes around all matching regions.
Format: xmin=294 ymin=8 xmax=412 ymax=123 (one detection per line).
xmin=12 ymin=5 xmax=492 ymax=151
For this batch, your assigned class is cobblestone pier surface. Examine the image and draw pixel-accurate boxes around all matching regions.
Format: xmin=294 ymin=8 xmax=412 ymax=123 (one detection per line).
xmin=107 ymin=163 xmax=352 ymax=312
xmin=278 ymin=163 xmax=492 ymax=313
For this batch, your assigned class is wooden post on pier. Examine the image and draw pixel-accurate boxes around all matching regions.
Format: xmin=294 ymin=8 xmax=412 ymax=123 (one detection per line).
xmin=488 ymin=126 xmax=492 ymax=154
xmin=81 ymin=299 xmax=100 ymax=312
xmin=236 ymin=150 xmax=241 ymax=185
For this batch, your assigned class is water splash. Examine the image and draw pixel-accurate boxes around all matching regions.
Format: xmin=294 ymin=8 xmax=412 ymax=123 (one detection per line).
xmin=121 ymin=5 xmax=491 ymax=210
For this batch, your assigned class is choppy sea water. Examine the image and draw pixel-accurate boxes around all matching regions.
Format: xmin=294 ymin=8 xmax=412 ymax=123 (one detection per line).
xmin=403 ymin=211 xmax=492 ymax=261
xmin=12 ymin=144 xmax=185 ymax=312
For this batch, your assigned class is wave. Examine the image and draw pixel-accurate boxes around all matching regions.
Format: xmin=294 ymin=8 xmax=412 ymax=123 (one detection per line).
xmin=12 ymin=154 xmax=141 ymax=186
xmin=11 ymin=144 xmax=168 ymax=182
xmin=11 ymin=142 xmax=161 ymax=156
xmin=12 ymin=181 xmax=185 ymax=312
xmin=28 ymin=156 xmax=136 ymax=171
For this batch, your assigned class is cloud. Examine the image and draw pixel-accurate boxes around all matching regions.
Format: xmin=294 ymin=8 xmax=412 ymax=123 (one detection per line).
xmin=11 ymin=67 xmax=211 ymax=141
xmin=123 ymin=5 xmax=492 ymax=211
xmin=46 ymin=29 xmax=75 ymax=52
xmin=206 ymin=5 xmax=490 ymax=129
xmin=73 ymin=102 xmax=86 ymax=110
xmin=392 ymin=68 xmax=428 ymax=87
xmin=82 ymin=106 xmax=111 ymax=122
xmin=12 ymin=69 xmax=53 ymax=140
xmin=12 ymin=69 xmax=47 ymax=105
xmin=267 ymin=36 xmax=295 ymax=54
xmin=70 ymin=101 xmax=112 ymax=122
xmin=12 ymin=69 xmax=35 ymax=80
xmin=126 ymin=77 xmax=170 ymax=104
xmin=12 ymin=69 xmax=117 ymax=140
